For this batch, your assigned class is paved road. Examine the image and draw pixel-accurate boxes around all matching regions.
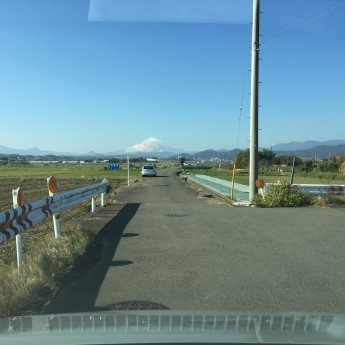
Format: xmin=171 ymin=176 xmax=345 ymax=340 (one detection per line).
xmin=46 ymin=168 xmax=345 ymax=314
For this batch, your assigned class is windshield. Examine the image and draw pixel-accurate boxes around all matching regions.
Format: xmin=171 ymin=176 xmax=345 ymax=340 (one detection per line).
xmin=1 ymin=0 xmax=345 ymax=344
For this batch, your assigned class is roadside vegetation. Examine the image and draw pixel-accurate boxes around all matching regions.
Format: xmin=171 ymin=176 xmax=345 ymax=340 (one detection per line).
xmin=253 ymin=182 xmax=345 ymax=208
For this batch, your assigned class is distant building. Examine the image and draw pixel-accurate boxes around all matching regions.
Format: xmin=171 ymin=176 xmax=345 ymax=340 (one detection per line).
xmin=146 ymin=158 xmax=158 ymax=163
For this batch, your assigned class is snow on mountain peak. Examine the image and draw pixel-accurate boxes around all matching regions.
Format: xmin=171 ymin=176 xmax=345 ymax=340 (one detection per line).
xmin=126 ymin=137 xmax=165 ymax=153
xmin=125 ymin=137 xmax=181 ymax=153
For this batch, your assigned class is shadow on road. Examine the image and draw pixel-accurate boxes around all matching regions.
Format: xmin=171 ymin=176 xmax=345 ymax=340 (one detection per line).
xmin=121 ymin=232 xmax=140 ymax=238
xmin=110 ymin=260 xmax=134 ymax=266
xmin=44 ymin=203 xmax=140 ymax=314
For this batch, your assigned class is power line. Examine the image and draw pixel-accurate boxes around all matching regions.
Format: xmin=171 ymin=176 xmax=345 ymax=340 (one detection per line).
xmin=261 ymin=0 xmax=345 ymax=48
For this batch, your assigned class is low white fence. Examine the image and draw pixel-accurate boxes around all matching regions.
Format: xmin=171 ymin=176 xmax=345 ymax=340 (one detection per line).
xmin=0 ymin=176 xmax=109 ymax=268
xmin=291 ymin=184 xmax=345 ymax=195
xmin=264 ymin=183 xmax=345 ymax=195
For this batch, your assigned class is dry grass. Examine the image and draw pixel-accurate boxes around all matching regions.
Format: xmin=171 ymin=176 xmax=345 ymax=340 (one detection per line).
xmin=0 ymin=229 xmax=94 ymax=317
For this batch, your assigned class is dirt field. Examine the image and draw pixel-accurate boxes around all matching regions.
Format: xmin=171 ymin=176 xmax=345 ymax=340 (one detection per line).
xmin=0 ymin=177 xmax=129 ymax=266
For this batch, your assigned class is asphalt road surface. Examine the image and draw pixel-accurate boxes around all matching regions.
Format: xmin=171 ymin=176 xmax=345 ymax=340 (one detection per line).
xmin=46 ymin=168 xmax=345 ymax=314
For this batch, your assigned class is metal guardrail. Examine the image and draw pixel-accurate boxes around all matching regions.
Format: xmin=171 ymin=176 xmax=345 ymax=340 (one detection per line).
xmin=0 ymin=179 xmax=109 ymax=245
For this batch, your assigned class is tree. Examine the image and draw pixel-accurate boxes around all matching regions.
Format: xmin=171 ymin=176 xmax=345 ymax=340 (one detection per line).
xmin=258 ymin=149 xmax=275 ymax=163
xmin=235 ymin=148 xmax=275 ymax=169
xmin=318 ymin=157 xmax=341 ymax=172
xmin=234 ymin=149 xmax=250 ymax=169
xmin=300 ymin=160 xmax=314 ymax=173
xmin=272 ymin=156 xmax=302 ymax=166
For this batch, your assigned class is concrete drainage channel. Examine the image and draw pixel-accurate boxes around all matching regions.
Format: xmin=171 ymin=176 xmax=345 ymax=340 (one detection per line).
xmin=180 ymin=174 xmax=251 ymax=206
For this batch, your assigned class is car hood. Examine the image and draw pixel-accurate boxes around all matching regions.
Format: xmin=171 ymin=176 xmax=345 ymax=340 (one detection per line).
xmin=1 ymin=310 xmax=345 ymax=345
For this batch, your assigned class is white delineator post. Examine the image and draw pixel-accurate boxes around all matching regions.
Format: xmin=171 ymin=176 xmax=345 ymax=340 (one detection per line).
xmin=127 ymin=155 xmax=130 ymax=186
xmin=47 ymin=176 xmax=61 ymax=238
xmin=12 ymin=187 xmax=23 ymax=269
xmin=101 ymin=180 xmax=107 ymax=207
xmin=91 ymin=197 xmax=96 ymax=212
xmin=93 ymin=178 xmax=108 ymax=210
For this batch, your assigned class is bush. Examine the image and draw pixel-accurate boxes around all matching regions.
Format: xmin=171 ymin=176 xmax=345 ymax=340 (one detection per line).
xmin=254 ymin=181 xmax=312 ymax=208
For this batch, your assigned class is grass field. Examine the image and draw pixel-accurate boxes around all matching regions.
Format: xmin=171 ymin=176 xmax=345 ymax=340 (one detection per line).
xmin=0 ymin=163 xmax=141 ymax=179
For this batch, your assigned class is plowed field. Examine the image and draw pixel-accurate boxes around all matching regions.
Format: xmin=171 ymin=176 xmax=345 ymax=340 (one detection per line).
xmin=0 ymin=177 xmax=127 ymax=266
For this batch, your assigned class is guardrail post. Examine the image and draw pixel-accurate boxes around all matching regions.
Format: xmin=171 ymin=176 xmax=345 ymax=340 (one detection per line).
xmin=101 ymin=192 xmax=106 ymax=207
xmin=52 ymin=214 xmax=61 ymax=238
xmin=12 ymin=187 xmax=23 ymax=269
xmin=91 ymin=197 xmax=96 ymax=212
xmin=47 ymin=176 xmax=61 ymax=238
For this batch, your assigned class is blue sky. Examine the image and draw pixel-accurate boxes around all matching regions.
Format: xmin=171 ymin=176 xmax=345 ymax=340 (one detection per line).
xmin=0 ymin=0 xmax=344 ymax=154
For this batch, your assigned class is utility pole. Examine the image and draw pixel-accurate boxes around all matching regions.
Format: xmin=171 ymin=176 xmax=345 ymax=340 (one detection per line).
xmin=249 ymin=0 xmax=260 ymax=202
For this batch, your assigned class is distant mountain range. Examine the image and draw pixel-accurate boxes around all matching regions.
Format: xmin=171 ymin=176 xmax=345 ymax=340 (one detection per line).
xmin=169 ymin=149 xmax=241 ymax=161
xmin=1 ymin=139 xmax=345 ymax=160
xmin=271 ymin=139 xmax=345 ymax=159
xmin=0 ymin=144 xmax=77 ymax=156
xmin=274 ymin=144 xmax=345 ymax=159
xmin=0 ymin=137 xmax=184 ymax=158
xmin=173 ymin=141 xmax=345 ymax=160
xmin=272 ymin=140 xmax=345 ymax=151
